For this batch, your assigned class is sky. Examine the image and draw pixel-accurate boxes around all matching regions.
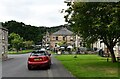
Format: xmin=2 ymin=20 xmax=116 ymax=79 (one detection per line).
xmin=0 ymin=0 xmax=68 ymax=27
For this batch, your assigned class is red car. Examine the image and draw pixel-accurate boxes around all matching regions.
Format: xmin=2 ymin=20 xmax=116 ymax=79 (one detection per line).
xmin=27 ymin=50 xmax=51 ymax=70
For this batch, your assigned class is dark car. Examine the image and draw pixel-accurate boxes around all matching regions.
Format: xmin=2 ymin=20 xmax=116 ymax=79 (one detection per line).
xmin=27 ymin=50 xmax=51 ymax=70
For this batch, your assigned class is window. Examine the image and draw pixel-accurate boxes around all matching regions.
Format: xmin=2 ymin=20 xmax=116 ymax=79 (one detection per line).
xmin=55 ymin=43 xmax=57 ymax=47
xmin=53 ymin=36 xmax=56 ymax=40
xmin=100 ymin=41 xmax=102 ymax=47
xmin=31 ymin=51 xmax=46 ymax=56
xmin=47 ymin=39 xmax=49 ymax=42
xmin=56 ymin=37 xmax=58 ymax=40
xmin=62 ymin=37 xmax=65 ymax=41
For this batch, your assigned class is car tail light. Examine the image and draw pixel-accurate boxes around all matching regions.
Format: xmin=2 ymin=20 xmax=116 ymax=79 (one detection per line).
xmin=28 ymin=58 xmax=31 ymax=61
xmin=28 ymin=58 xmax=34 ymax=61
xmin=44 ymin=57 xmax=49 ymax=61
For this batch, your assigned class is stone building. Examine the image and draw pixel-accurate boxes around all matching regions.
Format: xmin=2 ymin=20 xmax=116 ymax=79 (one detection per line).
xmin=42 ymin=27 xmax=82 ymax=49
xmin=0 ymin=23 xmax=8 ymax=60
xmin=50 ymin=27 xmax=74 ymax=48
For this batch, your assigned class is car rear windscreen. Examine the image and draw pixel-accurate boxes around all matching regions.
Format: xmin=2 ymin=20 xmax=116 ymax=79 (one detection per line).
xmin=31 ymin=51 xmax=46 ymax=56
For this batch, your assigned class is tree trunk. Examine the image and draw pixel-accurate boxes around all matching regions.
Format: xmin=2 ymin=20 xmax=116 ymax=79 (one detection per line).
xmin=108 ymin=47 xmax=117 ymax=62
xmin=16 ymin=49 xmax=19 ymax=53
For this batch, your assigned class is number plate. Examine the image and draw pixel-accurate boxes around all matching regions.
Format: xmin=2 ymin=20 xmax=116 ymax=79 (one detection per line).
xmin=34 ymin=58 xmax=42 ymax=61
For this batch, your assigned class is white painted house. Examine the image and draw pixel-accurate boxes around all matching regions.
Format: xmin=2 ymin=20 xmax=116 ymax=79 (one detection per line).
xmin=0 ymin=22 xmax=8 ymax=60
xmin=93 ymin=39 xmax=120 ymax=57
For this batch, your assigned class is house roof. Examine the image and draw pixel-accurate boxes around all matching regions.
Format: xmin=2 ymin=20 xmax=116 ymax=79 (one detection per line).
xmin=52 ymin=27 xmax=73 ymax=36
xmin=0 ymin=22 xmax=8 ymax=31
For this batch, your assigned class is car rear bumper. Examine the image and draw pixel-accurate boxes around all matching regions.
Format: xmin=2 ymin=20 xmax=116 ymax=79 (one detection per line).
xmin=28 ymin=61 xmax=50 ymax=68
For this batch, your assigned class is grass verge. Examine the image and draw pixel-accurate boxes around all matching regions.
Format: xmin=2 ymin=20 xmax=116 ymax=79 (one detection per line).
xmin=8 ymin=50 xmax=34 ymax=54
xmin=55 ymin=55 xmax=119 ymax=79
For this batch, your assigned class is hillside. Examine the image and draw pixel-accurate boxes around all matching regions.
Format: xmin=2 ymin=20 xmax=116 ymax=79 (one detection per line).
xmin=2 ymin=20 xmax=71 ymax=44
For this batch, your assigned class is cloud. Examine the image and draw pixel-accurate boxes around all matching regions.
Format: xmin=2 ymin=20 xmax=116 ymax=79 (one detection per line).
xmin=0 ymin=0 xmax=67 ymax=27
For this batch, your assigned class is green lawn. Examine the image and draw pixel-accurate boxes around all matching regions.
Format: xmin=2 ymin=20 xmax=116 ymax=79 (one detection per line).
xmin=8 ymin=50 xmax=34 ymax=54
xmin=55 ymin=55 xmax=119 ymax=79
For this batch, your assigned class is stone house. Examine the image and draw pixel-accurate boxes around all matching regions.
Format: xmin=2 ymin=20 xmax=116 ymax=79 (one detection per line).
xmin=50 ymin=27 xmax=74 ymax=48
xmin=42 ymin=27 xmax=82 ymax=49
xmin=0 ymin=23 xmax=8 ymax=60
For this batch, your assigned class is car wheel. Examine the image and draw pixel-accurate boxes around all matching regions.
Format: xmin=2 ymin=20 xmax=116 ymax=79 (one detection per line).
xmin=28 ymin=64 xmax=32 ymax=70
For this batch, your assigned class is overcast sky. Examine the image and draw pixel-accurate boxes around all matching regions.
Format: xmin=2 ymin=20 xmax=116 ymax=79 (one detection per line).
xmin=0 ymin=0 xmax=68 ymax=27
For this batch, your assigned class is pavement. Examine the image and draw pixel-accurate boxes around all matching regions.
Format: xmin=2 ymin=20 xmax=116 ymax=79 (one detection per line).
xmin=2 ymin=53 xmax=76 ymax=79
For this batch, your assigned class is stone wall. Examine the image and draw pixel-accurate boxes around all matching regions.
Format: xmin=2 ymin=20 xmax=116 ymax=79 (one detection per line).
xmin=0 ymin=28 xmax=8 ymax=60
xmin=0 ymin=29 xmax=2 ymax=59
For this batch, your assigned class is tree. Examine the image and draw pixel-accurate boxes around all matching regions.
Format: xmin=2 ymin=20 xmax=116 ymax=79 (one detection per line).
xmin=23 ymin=40 xmax=34 ymax=49
xmin=58 ymin=41 xmax=66 ymax=46
xmin=64 ymin=2 xmax=120 ymax=62
xmin=3 ymin=20 xmax=46 ymax=44
xmin=9 ymin=33 xmax=23 ymax=52
xmin=3 ymin=20 xmax=71 ymax=44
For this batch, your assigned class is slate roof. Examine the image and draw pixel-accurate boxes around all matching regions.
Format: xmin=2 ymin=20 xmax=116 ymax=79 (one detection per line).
xmin=52 ymin=27 xmax=73 ymax=36
xmin=0 ymin=22 xmax=8 ymax=31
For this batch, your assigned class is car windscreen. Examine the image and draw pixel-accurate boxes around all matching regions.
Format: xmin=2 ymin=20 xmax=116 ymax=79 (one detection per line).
xmin=31 ymin=51 xmax=46 ymax=56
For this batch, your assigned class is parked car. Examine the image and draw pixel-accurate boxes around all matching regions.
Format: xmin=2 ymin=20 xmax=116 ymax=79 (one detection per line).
xmin=27 ymin=50 xmax=51 ymax=70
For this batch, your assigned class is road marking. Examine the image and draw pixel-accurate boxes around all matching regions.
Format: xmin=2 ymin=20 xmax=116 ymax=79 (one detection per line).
xmin=47 ymin=69 xmax=53 ymax=79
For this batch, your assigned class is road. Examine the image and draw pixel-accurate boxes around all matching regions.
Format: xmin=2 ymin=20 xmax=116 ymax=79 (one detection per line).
xmin=2 ymin=53 xmax=76 ymax=79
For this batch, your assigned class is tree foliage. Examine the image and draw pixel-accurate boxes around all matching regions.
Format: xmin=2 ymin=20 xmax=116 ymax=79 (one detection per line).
xmin=2 ymin=20 xmax=71 ymax=44
xmin=23 ymin=40 xmax=34 ymax=49
xmin=64 ymin=2 xmax=120 ymax=62
xmin=9 ymin=33 xmax=23 ymax=52
xmin=3 ymin=20 xmax=46 ymax=44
